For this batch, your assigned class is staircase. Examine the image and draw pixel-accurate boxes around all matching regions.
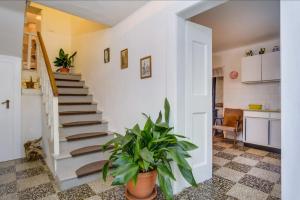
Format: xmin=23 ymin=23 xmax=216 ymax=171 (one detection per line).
xmin=53 ymin=72 xmax=113 ymax=190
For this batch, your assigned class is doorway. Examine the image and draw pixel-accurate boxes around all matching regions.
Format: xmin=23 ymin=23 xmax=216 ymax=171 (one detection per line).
xmin=175 ymin=1 xmax=281 ymax=199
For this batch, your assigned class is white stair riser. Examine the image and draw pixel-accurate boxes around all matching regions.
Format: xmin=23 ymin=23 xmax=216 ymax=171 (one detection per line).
xmin=60 ymin=123 xmax=108 ymax=136
xmin=59 ymin=113 xmax=102 ymax=124
xmin=56 ymin=80 xmax=85 ymax=87
xmin=57 ymin=172 xmax=103 ymax=190
xmin=58 ymin=96 xmax=93 ymax=103
xmin=58 ymin=88 xmax=88 ymax=95
xmin=54 ymin=73 xmax=81 ymax=81
xmin=56 ymin=151 xmax=110 ymax=178
xmin=59 ymin=134 xmax=113 ymax=154
xmin=59 ymin=104 xmax=97 ymax=112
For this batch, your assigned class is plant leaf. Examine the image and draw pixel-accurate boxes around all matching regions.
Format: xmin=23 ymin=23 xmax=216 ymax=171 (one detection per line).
xmin=158 ymin=173 xmax=173 ymax=200
xmin=177 ymin=141 xmax=198 ymax=151
xmin=156 ymin=111 xmax=162 ymax=123
xmin=157 ymin=164 xmax=175 ymax=180
xmin=131 ymin=124 xmax=141 ymax=137
xmin=102 ymin=161 xmax=110 ymax=181
xmin=140 ymin=147 xmax=154 ymax=163
xmin=167 ymin=148 xmax=191 ymax=170
xmin=164 ymin=98 xmax=170 ymax=123
xmin=178 ymin=165 xmax=197 ymax=187
xmin=111 ymin=163 xmax=139 ymax=185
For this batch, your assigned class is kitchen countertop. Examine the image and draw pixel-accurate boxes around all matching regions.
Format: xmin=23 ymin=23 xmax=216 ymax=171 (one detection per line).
xmin=243 ymin=109 xmax=280 ymax=113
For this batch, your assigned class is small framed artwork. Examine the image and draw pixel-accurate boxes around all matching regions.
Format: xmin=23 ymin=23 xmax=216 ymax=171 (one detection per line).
xmin=120 ymin=48 xmax=128 ymax=69
xmin=104 ymin=48 xmax=110 ymax=63
xmin=140 ymin=56 xmax=152 ymax=79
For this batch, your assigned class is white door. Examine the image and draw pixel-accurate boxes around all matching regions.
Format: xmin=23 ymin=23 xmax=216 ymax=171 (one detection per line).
xmin=0 ymin=55 xmax=21 ymax=162
xmin=245 ymin=117 xmax=269 ymax=146
xmin=184 ymin=21 xmax=212 ymax=185
xmin=241 ymin=55 xmax=262 ymax=82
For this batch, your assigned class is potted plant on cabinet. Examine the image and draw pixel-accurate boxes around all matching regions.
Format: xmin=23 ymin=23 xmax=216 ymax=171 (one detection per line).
xmin=102 ymin=98 xmax=198 ymax=200
xmin=53 ymin=48 xmax=77 ymax=73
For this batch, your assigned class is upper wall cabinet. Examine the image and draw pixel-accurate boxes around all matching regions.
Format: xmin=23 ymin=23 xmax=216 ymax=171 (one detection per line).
xmin=241 ymin=54 xmax=262 ymax=82
xmin=261 ymin=51 xmax=280 ymax=81
xmin=241 ymin=51 xmax=280 ymax=83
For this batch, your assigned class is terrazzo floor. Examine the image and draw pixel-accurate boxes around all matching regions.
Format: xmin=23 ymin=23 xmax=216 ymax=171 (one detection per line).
xmin=0 ymin=137 xmax=281 ymax=200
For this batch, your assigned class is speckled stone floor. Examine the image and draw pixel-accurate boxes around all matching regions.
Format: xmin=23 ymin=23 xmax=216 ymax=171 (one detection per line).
xmin=0 ymin=137 xmax=281 ymax=200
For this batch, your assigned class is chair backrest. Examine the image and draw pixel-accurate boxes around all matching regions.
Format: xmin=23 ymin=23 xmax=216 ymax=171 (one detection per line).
xmin=223 ymin=108 xmax=243 ymax=129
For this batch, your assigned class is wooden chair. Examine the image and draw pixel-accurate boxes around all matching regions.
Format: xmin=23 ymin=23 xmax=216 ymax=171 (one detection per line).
xmin=213 ymin=108 xmax=243 ymax=147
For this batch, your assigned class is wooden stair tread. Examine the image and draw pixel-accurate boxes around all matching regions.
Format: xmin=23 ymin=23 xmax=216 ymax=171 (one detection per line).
xmin=55 ymin=78 xmax=81 ymax=82
xmin=59 ymin=102 xmax=92 ymax=105
xmin=59 ymin=94 xmax=88 ymax=96
xmin=70 ymin=145 xmax=113 ymax=157
xmin=76 ymin=160 xmax=110 ymax=178
xmin=59 ymin=111 xmax=97 ymax=115
xmin=62 ymin=121 xmax=102 ymax=127
xmin=66 ymin=132 xmax=108 ymax=141
xmin=57 ymin=86 xmax=84 ymax=88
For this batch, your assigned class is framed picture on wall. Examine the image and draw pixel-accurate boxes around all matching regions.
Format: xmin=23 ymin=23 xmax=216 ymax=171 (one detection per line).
xmin=104 ymin=48 xmax=110 ymax=63
xmin=140 ymin=56 xmax=151 ymax=79
xmin=120 ymin=49 xmax=128 ymax=69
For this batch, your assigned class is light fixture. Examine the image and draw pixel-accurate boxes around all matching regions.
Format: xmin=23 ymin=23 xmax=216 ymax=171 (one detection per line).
xmin=35 ymin=15 xmax=41 ymax=20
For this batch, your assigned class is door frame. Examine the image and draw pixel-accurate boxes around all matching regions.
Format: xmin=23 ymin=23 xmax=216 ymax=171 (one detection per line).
xmin=171 ymin=0 xmax=227 ymax=194
xmin=0 ymin=55 xmax=22 ymax=161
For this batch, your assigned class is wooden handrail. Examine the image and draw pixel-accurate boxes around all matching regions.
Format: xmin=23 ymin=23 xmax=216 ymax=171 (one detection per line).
xmin=37 ymin=32 xmax=58 ymax=96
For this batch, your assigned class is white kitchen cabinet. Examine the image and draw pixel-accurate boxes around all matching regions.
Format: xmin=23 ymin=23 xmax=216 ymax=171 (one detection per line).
xmin=269 ymin=119 xmax=281 ymax=148
xmin=243 ymin=111 xmax=281 ymax=149
xmin=241 ymin=51 xmax=280 ymax=83
xmin=245 ymin=117 xmax=269 ymax=146
xmin=262 ymin=51 xmax=280 ymax=81
xmin=241 ymin=55 xmax=261 ymax=82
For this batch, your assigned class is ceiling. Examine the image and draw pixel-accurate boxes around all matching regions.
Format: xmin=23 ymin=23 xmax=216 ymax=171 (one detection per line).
xmin=191 ymin=0 xmax=280 ymax=52
xmin=32 ymin=0 xmax=148 ymax=26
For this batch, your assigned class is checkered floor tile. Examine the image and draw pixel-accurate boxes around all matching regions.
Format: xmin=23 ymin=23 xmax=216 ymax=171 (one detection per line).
xmin=0 ymin=137 xmax=281 ymax=199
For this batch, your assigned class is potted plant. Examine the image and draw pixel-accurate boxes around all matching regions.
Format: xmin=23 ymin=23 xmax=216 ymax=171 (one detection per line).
xmin=53 ymin=48 xmax=77 ymax=73
xmin=102 ymin=99 xmax=198 ymax=200
xmin=26 ymin=76 xmax=35 ymax=89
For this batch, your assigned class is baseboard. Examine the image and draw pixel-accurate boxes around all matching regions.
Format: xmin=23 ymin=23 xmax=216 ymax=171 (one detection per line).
xmin=244 ymin=143 xmax=281 ymax=154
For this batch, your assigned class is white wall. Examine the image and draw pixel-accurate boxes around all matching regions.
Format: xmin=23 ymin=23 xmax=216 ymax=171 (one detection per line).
xmin=21 ymin=93 xmax=42 ymax=156
xmin=72 ymin=1 xmax=200 ymax=133
xmin=281 ymin=1 xmax=300 ymax=199
xmin=0 ymin=1 xmax=26 ymax=57
xmin=213 ymin=39 xmax=281 ymax=110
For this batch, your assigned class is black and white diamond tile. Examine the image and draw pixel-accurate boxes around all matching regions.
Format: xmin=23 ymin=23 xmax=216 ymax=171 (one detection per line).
xmin=0 ymin=136 xmax=281 ymax=199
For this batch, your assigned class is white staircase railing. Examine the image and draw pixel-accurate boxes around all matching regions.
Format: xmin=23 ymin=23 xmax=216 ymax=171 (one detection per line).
xmin=37 ymin=32 xmax=60 ymax=156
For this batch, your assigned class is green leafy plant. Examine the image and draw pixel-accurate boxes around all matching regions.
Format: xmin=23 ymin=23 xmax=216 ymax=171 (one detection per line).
xmin=53 ymin=48 xmax=77 ymax=70
xmin=102 ymin=98 xmax=198 ymax=200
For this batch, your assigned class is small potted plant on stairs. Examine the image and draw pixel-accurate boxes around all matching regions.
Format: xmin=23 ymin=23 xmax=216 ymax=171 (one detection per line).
xmin=54 ymin=48 xmax=77 ymax=73
xmin=102 ymin=98 xmax=198 ymax=200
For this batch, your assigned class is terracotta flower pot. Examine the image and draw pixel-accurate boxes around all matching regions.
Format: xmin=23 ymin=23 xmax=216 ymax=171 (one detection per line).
xmin=126 ymin=170 xmax=157 ymax=199
xmin=59 ymin=67 xmax=70 ymax=73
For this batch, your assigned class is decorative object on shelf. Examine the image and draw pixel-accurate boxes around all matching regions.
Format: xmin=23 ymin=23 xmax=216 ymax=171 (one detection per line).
xmin=272 ymin=45 xmax=280 ymax=52
xmin=245 ymin=50 xmax=254 ymax=56
xmin=229 ymin=71 xmax=238 ymax=79
xmin=120 ymin=48 xmax=128 ymax=69
xmin=259 ymin=48 xmax=266 ymax=54
xmin=54 ymin=48 xmax=77 ymax=73
xmin=140 ymin=56 xmax=152 ymax=79
xmin=24 ymin=137 xmax=43 ymax=161
xmin=104 ymin=48 xmax=110 ymax=63
xmin=25 ymin=76 xmax=35 ymax=89
xmin=101 ymin=98 xmax=198 ymax=200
